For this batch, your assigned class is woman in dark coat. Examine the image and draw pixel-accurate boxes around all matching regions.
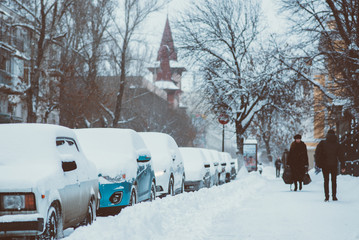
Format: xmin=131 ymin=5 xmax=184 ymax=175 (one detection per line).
xmin=288 ymin=134 xmax=309 ymax=191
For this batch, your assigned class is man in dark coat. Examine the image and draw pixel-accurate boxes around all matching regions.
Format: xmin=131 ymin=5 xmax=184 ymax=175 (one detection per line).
xmin=275 ymin=157 xmax=282 ymax=178
xmin=315 ymin=129 xmax=345 ymax=202
xmin=288 ymin=134 xmax=309 ymax=191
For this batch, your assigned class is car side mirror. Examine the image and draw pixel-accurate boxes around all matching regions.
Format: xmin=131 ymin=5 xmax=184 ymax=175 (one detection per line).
xmin=204 ymin=164 xmax=210 ymax=168
xmin=137 ymin=155 xmax=151 ymax=162
xmin=62 ymin=161 xmax=77 ymax=172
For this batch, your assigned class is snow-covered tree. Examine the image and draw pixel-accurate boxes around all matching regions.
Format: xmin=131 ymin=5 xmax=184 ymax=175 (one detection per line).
xmin=280 ymin=0 xmax=359 ymax=128
xmin=176 ymin=0 xmax=301 ymax=157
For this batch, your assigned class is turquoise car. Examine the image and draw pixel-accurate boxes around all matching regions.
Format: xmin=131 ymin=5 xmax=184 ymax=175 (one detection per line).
xmin=75 ymin=128 xmax=156 ymax=214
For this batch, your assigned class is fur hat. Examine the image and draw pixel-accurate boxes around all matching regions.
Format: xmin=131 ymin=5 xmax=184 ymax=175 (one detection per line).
xmin=294 ymin=134 xmax=302 ymax=140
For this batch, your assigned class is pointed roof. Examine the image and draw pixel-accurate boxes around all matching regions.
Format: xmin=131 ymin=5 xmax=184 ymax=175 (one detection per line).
xmin=157 ymin=17 xmax=177 ymax=61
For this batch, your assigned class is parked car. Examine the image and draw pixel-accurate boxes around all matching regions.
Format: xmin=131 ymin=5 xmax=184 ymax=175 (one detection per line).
xmin=209 ymin=150 xmax=227 ymax=185
xmin=230 ymin=158 xmax=238 ymax=180
xmin=139 ymin=132 xmax=185 ymax=197
xmin=200 ymin=148 xmax=219 ymax=186
xmin=0 ymin=124 xmax=99 ymax=239
xmin=220 ymin=152 xmax=233 ymax=183
xmin=179 ymin=147 xmax=212 ymax=191
xmin=75 ymin=128 xmax=156 ymax=215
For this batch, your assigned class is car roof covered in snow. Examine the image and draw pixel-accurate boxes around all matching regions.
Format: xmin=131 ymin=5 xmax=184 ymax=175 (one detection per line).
xmin=75 ymin=128 xmax=150 ymax=178
xmin=0 ymin=123 xmax=76 ymax=165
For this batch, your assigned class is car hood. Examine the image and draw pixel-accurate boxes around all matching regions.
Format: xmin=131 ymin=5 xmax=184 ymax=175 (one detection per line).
xmin=0 ymin=164 xmax=61 ymax=190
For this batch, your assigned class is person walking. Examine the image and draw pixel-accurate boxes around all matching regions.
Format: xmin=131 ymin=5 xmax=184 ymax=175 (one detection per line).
xmin=288 ymin=134 xmax=309 ymax=191
xmin=315 ymin=129 xmax=346 ymax=202
xmin=275 ymin=157 xmax=282 ymax=178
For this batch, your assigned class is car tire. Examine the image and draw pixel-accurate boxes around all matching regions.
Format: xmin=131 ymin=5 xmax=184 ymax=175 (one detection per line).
xmin=150 ymin=182 xmax=156 ymax=201
xmin=168 ymin=177 xmax=174 ymax=196
xmin=84 ymin=199 xmax=96 ymax=225
xmin=40 ymin=205 xmax=62 ymax=240
xmin=129 ymin=188 xmax=137 ymax=206
xmin=180 ymin=177 xmax=185 ymax=193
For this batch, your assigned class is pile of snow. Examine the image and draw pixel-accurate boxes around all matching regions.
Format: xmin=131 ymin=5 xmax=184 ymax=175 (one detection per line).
xmin=64 ymin=166 xmax=359 ymax=240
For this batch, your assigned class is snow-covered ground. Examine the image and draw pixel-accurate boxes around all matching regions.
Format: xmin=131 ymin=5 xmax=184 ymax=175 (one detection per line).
xmin=64 ymin=166 xmax=359 ymax=240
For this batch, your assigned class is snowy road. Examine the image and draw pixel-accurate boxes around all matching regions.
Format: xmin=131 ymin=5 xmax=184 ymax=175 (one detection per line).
xmin=64 ymin=167 xmax=359 ymax=240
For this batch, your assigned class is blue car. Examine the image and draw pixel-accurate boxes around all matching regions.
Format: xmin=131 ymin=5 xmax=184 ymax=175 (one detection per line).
xmin=75 ymin=128 xmax=156 ymax=214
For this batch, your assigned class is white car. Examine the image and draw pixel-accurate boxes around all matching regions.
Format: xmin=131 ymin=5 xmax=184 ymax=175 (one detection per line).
xmin=209 ymin=150 xmax=227 ymax=185
xmin=179 ymin=147 xmax=212 ymax=191
xmin=0 ymin=124 xmax=99 ymax=239
xmin=200 ymin=148 xmax=218 ymax=186
xmin=220 ymin=152 xmax=233 ymax=183
xmin=139 ymin=132 xmax=185 ymax=197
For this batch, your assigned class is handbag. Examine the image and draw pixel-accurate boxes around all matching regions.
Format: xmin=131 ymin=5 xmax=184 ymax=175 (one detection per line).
xmin=282 ymin=167 xmax=293 ymax=184
xmin=303 ymin=173 xmax=311 ymax=185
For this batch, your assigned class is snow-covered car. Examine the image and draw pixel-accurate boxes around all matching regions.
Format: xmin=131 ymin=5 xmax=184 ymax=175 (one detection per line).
xmin=220 ymin=152 xmax=233 ymax=183
xmin=0 ymin=124 xmax=99 ymax=239
xmin=179 ymin=147 xmax=212 ymax=191
xmin=75 ymin=128 xmax=156 ymax=214
xmin=230 ymin=158 xmax=238 ymax=180
xmin=200 ymin=148 xmax=219 ymax=186
xmin=209 ymin=150 xmax=227 ymax=185
xmin=139 ymin=132 xmax=185 ymax=197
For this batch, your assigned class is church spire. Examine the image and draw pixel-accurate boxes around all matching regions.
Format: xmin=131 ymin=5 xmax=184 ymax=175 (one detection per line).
xmin=157 ymin=17 xmax=177 ymax=61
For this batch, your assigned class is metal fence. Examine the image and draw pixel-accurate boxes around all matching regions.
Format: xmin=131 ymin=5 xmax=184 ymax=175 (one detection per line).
xmin=341 ymin=127 xmax=359 ymax=176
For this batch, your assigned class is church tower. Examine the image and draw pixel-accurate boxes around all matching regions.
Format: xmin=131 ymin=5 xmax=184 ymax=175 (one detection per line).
xmin=148 ymin=17 xmax=186 ymax=108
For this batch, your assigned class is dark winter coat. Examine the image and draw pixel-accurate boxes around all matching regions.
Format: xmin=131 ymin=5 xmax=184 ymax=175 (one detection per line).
xmin=315 ymin=132 xmax=345 ymax=169
xmin=275 ymin=159 xmax=282 ymax=169
xmin=288 ymin=141 xmax=309 ymax=181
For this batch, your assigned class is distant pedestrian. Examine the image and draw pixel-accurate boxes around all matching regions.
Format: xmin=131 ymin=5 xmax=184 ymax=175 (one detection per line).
xmin=315 ymin=129 xmax=346 ymax=202
xmin=288 ymin=134 xmax=309 ymax=191
xmin=258 ymin=163 xmax=263 ymax=175
xmin=275 ymin=157 xmax=282 ymax=178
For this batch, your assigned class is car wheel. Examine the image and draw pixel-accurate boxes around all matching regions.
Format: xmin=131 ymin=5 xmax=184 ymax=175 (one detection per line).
xmin=150 ymin=182 xmax=156 ymax=201
xmin=41 ymin=206 xmax=62 ymax=240
xmin=84 ymin=199 xmax=96 ymax=225
xmin=168 ymin=178 xmax=174 ymax=196
xmin=129 ymin=188 xmax=137 ymax=206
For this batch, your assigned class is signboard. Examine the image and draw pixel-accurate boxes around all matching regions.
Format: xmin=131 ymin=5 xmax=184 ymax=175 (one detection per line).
xmin=243 ymin=143 xmax=257 ymax=172
xmin=218 ymin=113 xmax=229 ymax=125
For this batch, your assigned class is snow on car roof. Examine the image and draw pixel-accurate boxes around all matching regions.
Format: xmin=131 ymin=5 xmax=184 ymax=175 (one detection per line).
xmin=0 ymin=123 xmax=75 ymax=165
xmin=179 ymin=147 xmax=207 ymax=169
xmin=139 ymin=132 xmax=174 ymax=170
xmin=75 ymin=128 xmax=149 ymax=178
xmin=0 ymin=124 xmax=78 ymax=188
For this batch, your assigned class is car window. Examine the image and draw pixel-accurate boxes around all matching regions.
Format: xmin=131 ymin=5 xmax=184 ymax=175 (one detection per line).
xmin=56 ymin=137 xmax=80 ymax=155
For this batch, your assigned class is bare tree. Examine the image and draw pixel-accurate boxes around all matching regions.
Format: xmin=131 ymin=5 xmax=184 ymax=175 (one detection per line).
xmin=58 ymin=0 xmax=113 ymax=128
xmin=108 ymin=0 xmax=168 ymax=127
xmin=8 ymin=0 xmax=73 ymax=122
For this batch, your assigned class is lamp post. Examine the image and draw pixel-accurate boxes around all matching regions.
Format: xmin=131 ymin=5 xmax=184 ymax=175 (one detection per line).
xmin=218 ymin=113 xmax=229 ymax=152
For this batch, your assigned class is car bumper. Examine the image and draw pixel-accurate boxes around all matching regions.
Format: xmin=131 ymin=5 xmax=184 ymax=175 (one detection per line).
xmin=0 ymin=214 xmax=44 ymax=237
xmin=184 ymin=180 xmax=203 ymax=192
xmin=155 ymin=175 xmax=170 ymax=197
xmin=99 ymin=181 xmax=132 ymax=208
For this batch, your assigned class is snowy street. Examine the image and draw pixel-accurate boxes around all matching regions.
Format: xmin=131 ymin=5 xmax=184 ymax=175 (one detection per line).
xmin=64 ymin=166 xmax=359 ymax=240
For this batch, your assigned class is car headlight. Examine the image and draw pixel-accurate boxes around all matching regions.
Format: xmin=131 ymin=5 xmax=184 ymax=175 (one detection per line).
xmin=102 ymin=174 xmax=127 ymax=183
xmin=0 ymin=193 xmax=36 ymax=211
xmin=155 ymin=170 xmax=166 ymax=177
